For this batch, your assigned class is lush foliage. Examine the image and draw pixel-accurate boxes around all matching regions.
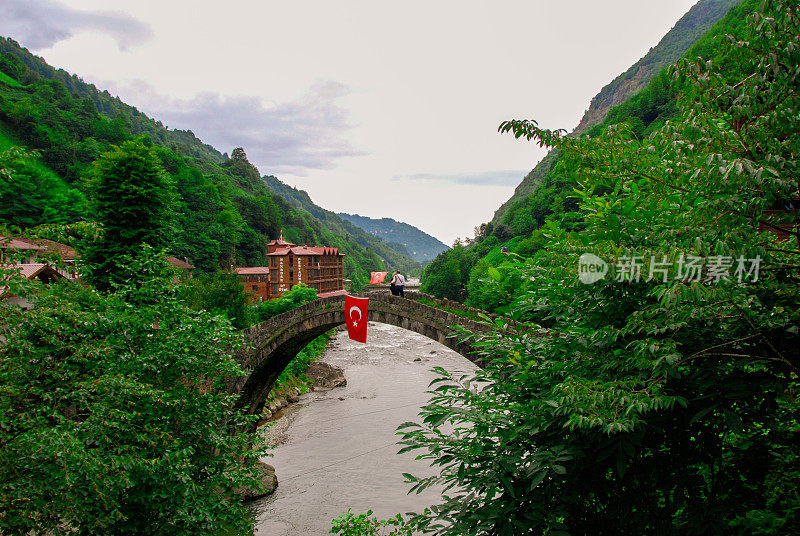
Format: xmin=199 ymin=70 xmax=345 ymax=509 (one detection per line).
xmin=82 ymin=138 xmax=173 ymax=289
xmin=181 ymin=270 xmax=255 ymax=329
xmin=253 ymin=282 xmax=318 ymax=322
xmin=330 ymin=510 xmax=412 ymax=536
xmin=0 ymin=248 xmax=265 ymax=535
xmin=420 ymin=243 xmax=475 ymax=302
xmin=0 ymin=144 xmax=86 ymax=227
xmin=359 ymin=3 xmax=800 ymax=534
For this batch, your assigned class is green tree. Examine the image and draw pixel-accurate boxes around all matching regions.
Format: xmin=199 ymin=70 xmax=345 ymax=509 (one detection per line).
xmin=181 ymin=270 xmax=254 ymax=329
xmin=0 ymin=146 xmax=87 ymax=227
xmin=83 ymin=138 xmax=173 ymax=289
xmin=254 ymin=283 xmax=318 ymax=322
xmin=0 ymin=247 xmax=265 ymax=535
xmin=389 ymin=3 xmax=800 ymax=534
xmin=421 ymin=243 xmax=476 ymax=302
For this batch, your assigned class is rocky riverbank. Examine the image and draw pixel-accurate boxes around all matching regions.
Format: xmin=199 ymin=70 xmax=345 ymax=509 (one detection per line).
xmin=247 ymin=351 xmax=349 ymax=500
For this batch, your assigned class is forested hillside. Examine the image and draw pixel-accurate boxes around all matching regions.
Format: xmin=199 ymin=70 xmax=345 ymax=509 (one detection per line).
xmin=0 ymin=37 xmax=416 ymax=288
xmin=492 ymin=0 xmax=744 ymax=226
xmin=422 ymin=0 xmax=756 ymax=306
xmin=336 ymin=212 xmax=449 ymax=264
xmin=261 ymin=176 xmax=419 ymax=273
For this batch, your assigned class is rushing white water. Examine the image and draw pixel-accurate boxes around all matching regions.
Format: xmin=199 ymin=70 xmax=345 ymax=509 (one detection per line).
xmin=251 ymin=322 xmax=478 ymax=535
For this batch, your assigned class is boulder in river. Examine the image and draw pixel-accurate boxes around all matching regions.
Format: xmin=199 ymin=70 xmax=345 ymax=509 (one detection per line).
xmin=238 ymin=460 xmax=278 ymax=501
xmin=306 ymin=362 xmax=347 ymax=391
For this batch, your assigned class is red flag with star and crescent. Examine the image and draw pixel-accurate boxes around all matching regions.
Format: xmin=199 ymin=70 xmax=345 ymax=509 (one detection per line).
xmin=370 ymin=271 xmax=388 ymax=284
xmin=345 ymin=295 xmax=369 ymax=343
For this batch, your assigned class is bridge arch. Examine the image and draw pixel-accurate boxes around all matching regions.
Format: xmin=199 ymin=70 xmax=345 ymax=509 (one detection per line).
xmin=232 ymin=291 xmax=498 ymax=416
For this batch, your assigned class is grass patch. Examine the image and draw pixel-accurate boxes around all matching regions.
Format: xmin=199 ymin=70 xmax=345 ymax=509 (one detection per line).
xmin=0 ymin=71 xmax=24 ymax=89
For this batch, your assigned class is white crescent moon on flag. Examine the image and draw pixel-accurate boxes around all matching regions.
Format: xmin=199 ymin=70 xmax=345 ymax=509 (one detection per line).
xmin=349 ymin=306 xmax=362 ymax=326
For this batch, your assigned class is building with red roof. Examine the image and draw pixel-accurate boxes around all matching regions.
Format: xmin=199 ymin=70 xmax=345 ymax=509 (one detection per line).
xmin=235 ymin=266 xmax=270 ymax=303
xmin=1 ymin=235 xmax=79 ymax=284
xmin=0 ymin=237 xmax=67 ymax=310
xmin=264 ymin=230 xmax=345 ymax=298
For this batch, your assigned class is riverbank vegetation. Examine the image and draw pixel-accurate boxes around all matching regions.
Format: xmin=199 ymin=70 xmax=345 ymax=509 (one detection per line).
xmin=338 ymin=2 xmax=799 ymax=534
xmin=0 ymin=138 xmax=334 ymax=534
xmin=0 ymin=246 xmax=266 ymax=535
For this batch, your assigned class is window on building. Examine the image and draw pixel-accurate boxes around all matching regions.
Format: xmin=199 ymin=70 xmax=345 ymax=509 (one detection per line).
xmin=271 ymin=283 xmax=278 ymax=295
xmin=252 ymin=285 xmax=258 ymax=291
xmin=289 ymin=270 xmax=294 ymax=281
xmin=270 ymin=257 xmax=277 ymax=268
xmin=289 ymin=255 xmax=293 ymax=266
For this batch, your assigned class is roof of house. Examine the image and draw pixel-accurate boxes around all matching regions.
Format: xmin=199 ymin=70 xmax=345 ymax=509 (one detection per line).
xmin=0 ymin=236 xmax=44 ymax=251
xmin=0 ymin=236 xmax=79 ymax=261
xmin=267 ymin=229 xmax=296 ymax=249
xmin=235 ymin=266 xmax=270 ymax=275
xmin=0 ymin=263 xmax=66 ymax=297
xmin=268 ymin=238 xmax=296 ymax=247
xmin=267 ymin=246 xmax=344 ymax=257
xmin=32 ymin=238 xmax=79 ymax=260
xmin=15 ymin=263 xmax=65 ymax=279
xmin=166 ymin=256 xmax=195 ymax=270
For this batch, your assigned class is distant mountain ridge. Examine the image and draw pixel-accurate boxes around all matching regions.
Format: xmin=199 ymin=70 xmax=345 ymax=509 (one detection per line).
xmin=260 ymin=176 xmax=421 ymax=271
xmin=335 ymin=212 xmax=450 ymax=264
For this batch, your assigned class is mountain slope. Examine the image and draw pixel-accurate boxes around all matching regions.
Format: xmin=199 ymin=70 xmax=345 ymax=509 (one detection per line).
xmin=258 ymin=176 xmax=420 ymax=272
xmin=422 ymin=0 xmax=758 ymax=304
xmin=491 ymin=0 xmax=744 ymax=226
xmin=335 ymin=212 xmax=449 ymax=264
xmin=0 ymin=37 xmax=224 ymax=165
xmin=0 ymin=37 xmax=411 ymax=288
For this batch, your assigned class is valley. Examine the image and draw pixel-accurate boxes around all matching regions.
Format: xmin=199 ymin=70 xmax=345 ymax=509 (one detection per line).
xmin=1 ymin=0 xmax=797 ymax=534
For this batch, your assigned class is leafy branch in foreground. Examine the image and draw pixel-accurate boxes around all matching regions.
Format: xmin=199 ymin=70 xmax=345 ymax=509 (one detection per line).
xmin=0 ymin=247 xmax=266 ymax=535
xmin=351 ymin=2 xmax=800 ymax=535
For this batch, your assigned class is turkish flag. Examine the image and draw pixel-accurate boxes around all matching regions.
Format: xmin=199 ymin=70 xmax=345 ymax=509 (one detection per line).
xmin=370 ymin=271 xmax=388 ymax=284
xmin=345 ymin=295 xmax=369 ymax=343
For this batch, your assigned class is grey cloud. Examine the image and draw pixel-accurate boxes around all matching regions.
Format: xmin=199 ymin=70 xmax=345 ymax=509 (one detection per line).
xmin=393 ymin=169 xmax=526 ymax=187
xmin=115 ymin=80 xmax=361 ymax=177
xmin=0 ymin=0 xmax=151 ymax=50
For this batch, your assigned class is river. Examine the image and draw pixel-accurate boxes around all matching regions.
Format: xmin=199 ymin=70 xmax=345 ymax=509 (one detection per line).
xmin=251 ymin=321 xmax=479 ymax=535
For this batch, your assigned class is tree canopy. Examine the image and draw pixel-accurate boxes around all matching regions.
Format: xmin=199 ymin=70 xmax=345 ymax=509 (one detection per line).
xmin=0 ymin=248 xmax=265 ymax=535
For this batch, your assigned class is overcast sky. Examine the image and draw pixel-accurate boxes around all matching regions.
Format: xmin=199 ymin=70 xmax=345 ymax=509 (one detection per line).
xmin=1 ymin=0 xmax=698 ymax=244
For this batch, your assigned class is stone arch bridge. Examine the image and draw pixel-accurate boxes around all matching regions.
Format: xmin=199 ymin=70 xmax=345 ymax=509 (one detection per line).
xmin=232 ymin=291 xmax=518 ymax=416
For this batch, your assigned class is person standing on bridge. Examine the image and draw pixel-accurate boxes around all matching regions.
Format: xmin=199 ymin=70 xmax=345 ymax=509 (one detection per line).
xmin=390 ymin=271 xmax=406 ymax=297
